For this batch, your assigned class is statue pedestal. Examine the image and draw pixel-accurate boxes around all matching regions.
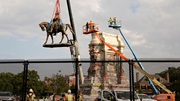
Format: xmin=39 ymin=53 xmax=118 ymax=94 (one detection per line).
xmin=81 ymin=32 xmax=129 ymax=97
xmin=43 ymin=43 xmax=72 ymax=48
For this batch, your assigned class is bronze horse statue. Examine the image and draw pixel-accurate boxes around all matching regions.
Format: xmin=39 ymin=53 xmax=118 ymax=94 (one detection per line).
xmin=39 ymin=22 xmax=74 ymax=44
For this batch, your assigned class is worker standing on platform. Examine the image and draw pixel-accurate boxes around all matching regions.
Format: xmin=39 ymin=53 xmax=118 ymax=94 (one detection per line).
xmin=108 ymin=17 xmax=113 ymax=25
xmin=65 ymin=90 xmax=75 ymax=101
xmin=89 ymin=21 xmax=94 ymax=31
xmin=86 ymin=22 xmax=89 ymax=32
xmin=113 ymin=17 xmax=116 ymax=25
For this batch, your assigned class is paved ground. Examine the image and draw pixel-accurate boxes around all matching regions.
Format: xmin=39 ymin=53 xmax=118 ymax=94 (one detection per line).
xmin=83 ymin=95 xmax=97 ymax=101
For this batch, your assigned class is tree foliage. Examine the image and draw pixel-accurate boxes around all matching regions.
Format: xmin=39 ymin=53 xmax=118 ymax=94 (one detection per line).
xmin=158 ymin=66 xmax=180 ymax=100
xmin=27 ymin=70 xmax=44 ymax=96
xmin=44 ymin=70 xmax=69 ymax=94
xmin=0 ymin=69 xmax=69 ymax=97
xmin=0 ymin=72 xmax=15 ymax=92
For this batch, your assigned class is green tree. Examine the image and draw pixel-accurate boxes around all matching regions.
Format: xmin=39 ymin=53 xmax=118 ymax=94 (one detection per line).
xmin=12 ymin=72 xmax=24 ymax=96
xmin=27 ymin=70 xmax=43 ymax=96
xmin=12 ymin=70 xmax=44 ymax=96
xmin=44 ymin=70 xmax=69 ymax=94
xmin=0 ymin=72 xmax=15 ymax=92
xmin=70 ymin=84 xmax=76 ymax=94
xmin=158 ymin=66 xmax=180 ymax=100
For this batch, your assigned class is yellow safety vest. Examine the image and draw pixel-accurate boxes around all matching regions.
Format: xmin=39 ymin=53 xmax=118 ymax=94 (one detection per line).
xmin=27 ymin=93 xmax=34 ymax=101
xmin=67 ymin=94 xmax=73 ymax=101
xmin=79 ymin=95 xmax=83 ymax=101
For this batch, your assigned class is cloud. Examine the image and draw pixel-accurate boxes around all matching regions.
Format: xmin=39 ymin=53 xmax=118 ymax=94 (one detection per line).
xmin=0 ymin=0 xmax=180 ymax=59
xmin=122 ymin=29 xmax=146 ymax=46
xmin=72 ymin=0 xmax=102 ymax=13
xmin=130 ymin=1 xmax=140 ymax=13
xmin=0 ymin=0 xmax=180 ymax=80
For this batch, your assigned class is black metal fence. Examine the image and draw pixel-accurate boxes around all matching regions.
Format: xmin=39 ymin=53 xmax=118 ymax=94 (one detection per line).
xmin=0 ymin=59 xmax=180 ymax=101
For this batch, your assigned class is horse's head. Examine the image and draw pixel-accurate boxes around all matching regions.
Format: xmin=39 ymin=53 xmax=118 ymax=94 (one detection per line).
xmin=39 ymin=24 xmax=45 ymax=31
xmin=39 ymin=22 xmax=49 ymax=31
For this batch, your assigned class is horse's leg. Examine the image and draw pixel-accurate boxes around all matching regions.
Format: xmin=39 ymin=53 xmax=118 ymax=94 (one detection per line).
xmin=59 ymin=32 xmax=64 ymax=44
xmin=44 ymin=33 xmax=49 ymax=44
xmin=50 ymin=34 xmax=54 ymax=44
xmin=62 ymin=30 xmax=70 ymax=43
xmin=65 ymin=33 xmax=70 ymax=43
xmin=67 ymin=24 xmax=75 ymax=34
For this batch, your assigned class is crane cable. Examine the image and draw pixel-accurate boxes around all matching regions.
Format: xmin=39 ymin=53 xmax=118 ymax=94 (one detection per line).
xmin=51 ymin=0 xmax=60 ymax=20
xmin=95 ymin=32 xmax=173 ymax=94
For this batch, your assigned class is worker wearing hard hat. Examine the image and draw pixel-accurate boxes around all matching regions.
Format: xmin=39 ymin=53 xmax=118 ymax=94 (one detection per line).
xmin=108 ymin=17 xmax=113 ymax=25
xmin=65 ymin=90 xmax=75 ymax=101
xmin=26 ymin=89 xmax=36 ymax=101
xmin=89 ymin=21 xmax=94 ymax=31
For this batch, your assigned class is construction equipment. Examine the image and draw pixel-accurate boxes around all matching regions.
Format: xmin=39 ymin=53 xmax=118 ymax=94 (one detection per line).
xmin=108 ymin=19 xmax=175 ymax=101
xmin=66 ymin=1 xmax=84 ymax=101
xmin=49 ymin=0 xmax=84 ymax=85
xmin=109 ymin=20 xmax=160 ymax=95
xmin=41 ymin=1 xmax=84 ymax=101
xmin=82 ymin=21 xmax=175 ymax=101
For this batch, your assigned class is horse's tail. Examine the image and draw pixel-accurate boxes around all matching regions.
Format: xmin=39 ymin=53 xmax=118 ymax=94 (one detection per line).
xmin=65 ymin=24 xmax=75 ymax=34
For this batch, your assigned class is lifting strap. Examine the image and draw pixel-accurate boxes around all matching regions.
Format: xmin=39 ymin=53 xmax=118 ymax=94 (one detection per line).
xmin=51 ymin=0 xmax=60 ymax=20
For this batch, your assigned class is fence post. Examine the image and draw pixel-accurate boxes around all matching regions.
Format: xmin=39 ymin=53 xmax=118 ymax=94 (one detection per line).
xmin=129 ymin=59 xmax=135 ymax=101
xmin=22 ymin=60 xmax=29 ymax=101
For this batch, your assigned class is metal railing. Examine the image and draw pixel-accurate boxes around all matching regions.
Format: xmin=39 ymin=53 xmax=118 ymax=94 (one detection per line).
xmin=0 ymin=59 xmax=180 ymax=101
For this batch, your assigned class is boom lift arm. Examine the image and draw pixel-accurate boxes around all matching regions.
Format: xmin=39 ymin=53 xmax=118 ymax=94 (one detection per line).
xmin=95 ymin=32 xmax=173 ymax=94
xmin=117 ymin=27 xmax=160 ymax=94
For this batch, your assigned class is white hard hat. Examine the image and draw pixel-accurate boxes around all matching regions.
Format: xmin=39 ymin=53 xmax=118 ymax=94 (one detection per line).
xmin=29 ymin=89 xmax=33 ymax=92
xmin=68 ymin=90 xmax=71 ymax=93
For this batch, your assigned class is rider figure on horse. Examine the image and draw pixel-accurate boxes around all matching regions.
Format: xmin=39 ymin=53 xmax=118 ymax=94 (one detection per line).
xmin=48 ymin=12 xmax=61 ymax=35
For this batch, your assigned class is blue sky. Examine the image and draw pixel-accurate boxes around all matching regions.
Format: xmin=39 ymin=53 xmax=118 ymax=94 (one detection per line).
xmin=0 ymin=0 xmax=180 ymax=77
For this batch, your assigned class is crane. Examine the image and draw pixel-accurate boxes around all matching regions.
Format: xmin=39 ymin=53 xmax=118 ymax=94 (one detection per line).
xmin=42 ymin=0 xmax=84 ymax=96
xmin=50 ymin=0 xmax=84 ymax=85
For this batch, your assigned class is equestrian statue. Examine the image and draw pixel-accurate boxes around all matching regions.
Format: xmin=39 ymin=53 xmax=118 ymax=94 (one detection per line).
xmin=39 ymin=21 xmax=74 ymax=44
xmin=39 ymin=5 xmax=74 ymax=45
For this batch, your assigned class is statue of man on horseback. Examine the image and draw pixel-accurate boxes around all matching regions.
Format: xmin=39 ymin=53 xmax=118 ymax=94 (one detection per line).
xmin=39 ymin=0 xmax=74 ymax=45
xmin=39 ymin=21 xmax=74 ymax=44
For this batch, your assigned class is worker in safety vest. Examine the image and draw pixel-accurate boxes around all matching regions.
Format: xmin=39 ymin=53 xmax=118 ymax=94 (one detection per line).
xmin=108 ymin=17 xmax=113 ymax=25
xmin=89 ymin=21 xmax=94 ymax=31
xmin=78 ymin=91 xmax=84 ymax=101
xmin=26 ymin=89 xmax=36 ymax=101
xmin=65 ymin=90 xmax=75 ymax=101
xmin=49 ymin=12 xmax=61 ymax=35
xmin=113 ymin=17 xmax=116 ymax=25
